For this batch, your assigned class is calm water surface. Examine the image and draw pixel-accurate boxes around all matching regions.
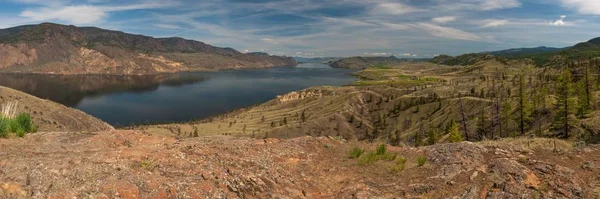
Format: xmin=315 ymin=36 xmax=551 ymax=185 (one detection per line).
xmin=0 ymin=63 xmax=356 ymax=126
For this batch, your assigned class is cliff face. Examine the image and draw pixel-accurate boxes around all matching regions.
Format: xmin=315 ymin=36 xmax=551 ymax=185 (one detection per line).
xmin=0 ymin=23 xmax=296 ymax=75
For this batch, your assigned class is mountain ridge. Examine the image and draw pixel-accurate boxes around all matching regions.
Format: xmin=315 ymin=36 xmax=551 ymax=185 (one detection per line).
xmin=0 ymin=23 xmax=296 ymax=75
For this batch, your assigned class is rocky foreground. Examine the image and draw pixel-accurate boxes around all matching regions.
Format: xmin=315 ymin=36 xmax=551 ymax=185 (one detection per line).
xmin=0 ymin=130 xmax=598 ymax=198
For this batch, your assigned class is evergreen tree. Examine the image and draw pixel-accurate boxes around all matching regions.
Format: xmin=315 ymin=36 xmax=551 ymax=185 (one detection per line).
xmin=427 ymin=127 xmax=440 ymax=145
xmin=576 ymin=66 xmax=593 ymax=118
xmin=516 ymin=75 xmax=534 ymax=135
xmin=476 ymin=109 xmax=489 ymax=140
xmin=500 ymin=96 xmax=512 ymax=138
xmin=551 ymin=68 xmax=578 ymax=138
xmin=448 ymin=120 xmax=463 ymax=143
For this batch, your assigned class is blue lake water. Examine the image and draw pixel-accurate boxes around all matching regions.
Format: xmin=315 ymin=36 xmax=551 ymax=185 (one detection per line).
xmin=0 ymin=63 xmax=356 ymax=126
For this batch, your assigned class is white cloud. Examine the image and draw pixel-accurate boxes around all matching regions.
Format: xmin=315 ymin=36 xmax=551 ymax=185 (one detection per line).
xmin=378 ymin=22 xmax=411 ymax=30
xmin=364 ymin=52 xmax=391 ymax=56
xmin=550 ymin=15 xmax=567 ymax=26
xmin=19 ymin=3 xmax=167 ymax=25
xmin=154 ymin=24 xmax=184 ymax=30
xmin=559 ymin=0 xmax=600 ymax=15
xmin=412 ymin=23 xmax=482 ymax=41
xmin=436 ymin=0 xmax=521 ymax=11
xmin=371 ymin=2 xmax=422 ymax=15
xmin=481 ymin=19 xmax=509 ymax=27
xmin=399 ymin=53 xmax=418 ymax=57
xmin=479 ymin=0 xmax=521 ymax=10
xmin=432 ymin=16 xmax=457 ymax=23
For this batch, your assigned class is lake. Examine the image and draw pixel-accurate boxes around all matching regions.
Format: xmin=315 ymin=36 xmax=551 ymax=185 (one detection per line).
xmin=0 ymin=63 xmax=357 ymax=126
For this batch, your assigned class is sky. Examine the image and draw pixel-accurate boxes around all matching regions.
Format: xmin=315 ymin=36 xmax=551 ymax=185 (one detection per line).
xmin=1 ymin=0 xmax=600 ymax=58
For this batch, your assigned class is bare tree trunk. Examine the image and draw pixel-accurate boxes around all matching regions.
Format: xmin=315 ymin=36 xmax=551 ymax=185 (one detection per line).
xmin=459 ymin=94 xmax=469 ymax=141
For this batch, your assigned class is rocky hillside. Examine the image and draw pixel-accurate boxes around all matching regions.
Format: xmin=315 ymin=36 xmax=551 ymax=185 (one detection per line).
xmin=0 ymin=86 xmax=113 ymax=132
xmin=0 ymin=23 xmax=296 ymax=75
xmin=328 ymin=56 xmax=410 ymax=69
xmin=0 ymin=130 xmax=597 ymax=198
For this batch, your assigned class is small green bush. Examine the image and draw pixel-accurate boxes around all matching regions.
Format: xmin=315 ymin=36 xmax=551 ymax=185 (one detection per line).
xmin=348 ymin=147 xmax=365 ymax=159
xmin=15 ymin=128 xmax=25 ymax=138
xmin=359 ymin=152 xmax=379 ymax=164
xmin=381 ymin=152 xmax=397 ymax=161
xmin=0 ymin=117 xmax=9 ymax=138
xmin=15 ymin=113 xmax=35 ymax=133
xmin=391 ymin=157 xmax=407 ymax=172
xmin=0 ymin=113 xmax=37 ymax=138
xmin=376 ymin=144 xmax=387 ymax=155
xmin=9 ymin=119 xmax=21 ymax=133
xmin=416 ymin=155 xmax=427 ymax=167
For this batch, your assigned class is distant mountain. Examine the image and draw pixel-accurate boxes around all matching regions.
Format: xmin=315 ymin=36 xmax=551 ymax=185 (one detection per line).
xmin=293 ymin=57 xmax=343 ymax=63
xmin=484 ymin=46 xmax=566 ymax=57
xmin=0 ymin=23 xmax=296 ymax=75
xmin=328 ymin=56 xmax=411 ymax=69
xmin=432 ymin=37 xmax=600 ymax=67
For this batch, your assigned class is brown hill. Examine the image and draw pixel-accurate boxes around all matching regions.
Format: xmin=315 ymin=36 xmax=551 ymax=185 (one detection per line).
xmin=0 ymin=86 xmax=112 ymax=132
xmin=0 ymin=23 xmax=296 ymax=75
xmin=0 ymin=130 xmax=597 ymax=198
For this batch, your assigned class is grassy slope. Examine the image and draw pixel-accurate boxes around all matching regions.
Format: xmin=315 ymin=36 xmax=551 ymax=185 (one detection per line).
xmin=0 ymin=86 xmax=113 ymax=132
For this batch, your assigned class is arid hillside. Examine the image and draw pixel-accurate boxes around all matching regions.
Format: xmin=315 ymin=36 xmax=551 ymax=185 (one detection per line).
xmin=0 ymin=86 xmax=112 ymax=132
xmin=138 ymin=60 xmax=600 ymax=148
xmin=0 ymin=130 xmax=598 ymax=198
xmin=0 ymin=23 xmax=296 ymax=75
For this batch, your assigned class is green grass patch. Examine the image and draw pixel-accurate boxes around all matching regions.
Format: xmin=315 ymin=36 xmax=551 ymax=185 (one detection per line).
xmin=0 ymin=117 xmax=9 ymax=138
xmin=376 ymin=144 xmax=387 ymax=155
xmin=416 ymin=155 xmax=427 ymax=167
xmin=358 ymin=144 xmax=398 ymax=164
xmin=391 ymin=156 xmax=407 ymax=172
xmin=348 ymin=147 xmax=365 ymax=159
xmin=0 ymin=113 xmax=37 ymax=138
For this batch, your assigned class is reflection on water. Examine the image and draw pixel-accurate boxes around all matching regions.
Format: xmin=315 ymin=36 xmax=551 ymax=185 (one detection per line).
xmin=0 ymin=73 xmax=206 ymax=106
xmin=0 ymin=63 xmax=356 ymax=126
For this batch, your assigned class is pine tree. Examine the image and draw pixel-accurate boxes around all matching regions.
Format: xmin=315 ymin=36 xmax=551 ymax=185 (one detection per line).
xmin=551 ymin=68 xmax=578 ymax=138
xmin=448 ymin=120 xmax=463 ymax=143
xmin=500 ymin=96 xmax=512 ymax=138
xmin=476 ymin=109 xmax=489 ymax=140
xmin=427 ymin=127 xmax=439 ymax=145
xmin=577 ymin=66 xmax=592 ymax=118
xmin=517 ymin=74 xmax=534 ymax=135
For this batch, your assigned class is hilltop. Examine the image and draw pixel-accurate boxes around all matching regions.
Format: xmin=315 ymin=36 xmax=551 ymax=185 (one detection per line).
xmin=0 ymin=23 xmax=296 ymax=75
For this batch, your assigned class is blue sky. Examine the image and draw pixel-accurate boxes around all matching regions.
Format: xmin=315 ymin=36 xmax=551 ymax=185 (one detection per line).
xmin=1 ymin=0 xmax=600 ymax=58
